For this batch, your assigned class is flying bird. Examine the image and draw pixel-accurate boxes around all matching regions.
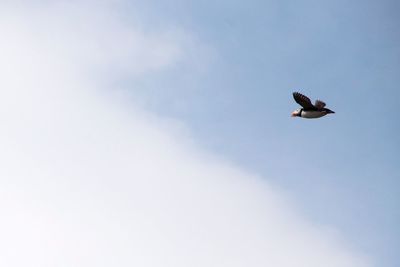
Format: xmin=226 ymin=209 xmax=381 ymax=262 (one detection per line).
xmin=291 ymin=92 xmax=335 ymax=119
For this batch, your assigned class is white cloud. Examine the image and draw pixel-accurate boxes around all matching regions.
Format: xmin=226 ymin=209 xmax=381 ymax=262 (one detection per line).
xmin=0 ymin=2 xmax=370 ymax=267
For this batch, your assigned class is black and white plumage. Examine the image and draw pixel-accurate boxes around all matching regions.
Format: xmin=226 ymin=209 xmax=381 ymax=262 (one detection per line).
xmin=291 ymin=92 xmax=335 ymax=119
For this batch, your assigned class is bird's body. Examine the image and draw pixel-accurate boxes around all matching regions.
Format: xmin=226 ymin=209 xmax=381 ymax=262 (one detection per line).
xmin=291 ymin=92 xmax=335 ymax=119
xmin=297 ymin=109 xmax=327 ymax=119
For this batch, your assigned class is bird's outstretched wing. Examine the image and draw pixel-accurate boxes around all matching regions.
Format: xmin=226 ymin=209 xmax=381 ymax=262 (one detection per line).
xmin=293 ymin=92 xmax=315 ymax=109
xmin=314 ymin=100 xmax=326 ymax=109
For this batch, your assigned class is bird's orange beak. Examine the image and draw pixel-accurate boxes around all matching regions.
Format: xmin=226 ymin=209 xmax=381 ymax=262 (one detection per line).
xmin=291 ymin=112 xmax=297 ymax=117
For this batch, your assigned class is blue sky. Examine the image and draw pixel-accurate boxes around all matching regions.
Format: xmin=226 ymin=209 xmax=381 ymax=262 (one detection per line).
xmin=0 ymin=1 xmax=398 ymax=266
xmin=120 ymin=0 xmax=400 ymax=266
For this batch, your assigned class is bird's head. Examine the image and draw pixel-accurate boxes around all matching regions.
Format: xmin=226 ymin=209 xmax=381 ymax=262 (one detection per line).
xmin=325 ymin=109 xmax=335 ymax=114
xmin=291 ymin=109 xmax=301 ymax=117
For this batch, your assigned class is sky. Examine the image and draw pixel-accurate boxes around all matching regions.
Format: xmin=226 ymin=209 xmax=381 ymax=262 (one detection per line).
xmin=0 ymin=1 xmax=398 ymax=266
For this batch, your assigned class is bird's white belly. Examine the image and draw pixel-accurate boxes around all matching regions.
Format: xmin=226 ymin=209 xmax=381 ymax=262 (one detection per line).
xmin=301 ymin=110 xmax=325 ymax=119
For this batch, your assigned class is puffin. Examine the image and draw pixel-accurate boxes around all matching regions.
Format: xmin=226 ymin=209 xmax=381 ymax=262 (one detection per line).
xmin=291 ymin=92 xmax=335 ymax=119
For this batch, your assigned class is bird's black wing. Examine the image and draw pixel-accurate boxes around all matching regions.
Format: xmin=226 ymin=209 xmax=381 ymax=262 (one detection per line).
xmin=314 ymin=100 xmax=326 ymax=109
xmin=292 ymin=92 xmax=316 ymax=109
